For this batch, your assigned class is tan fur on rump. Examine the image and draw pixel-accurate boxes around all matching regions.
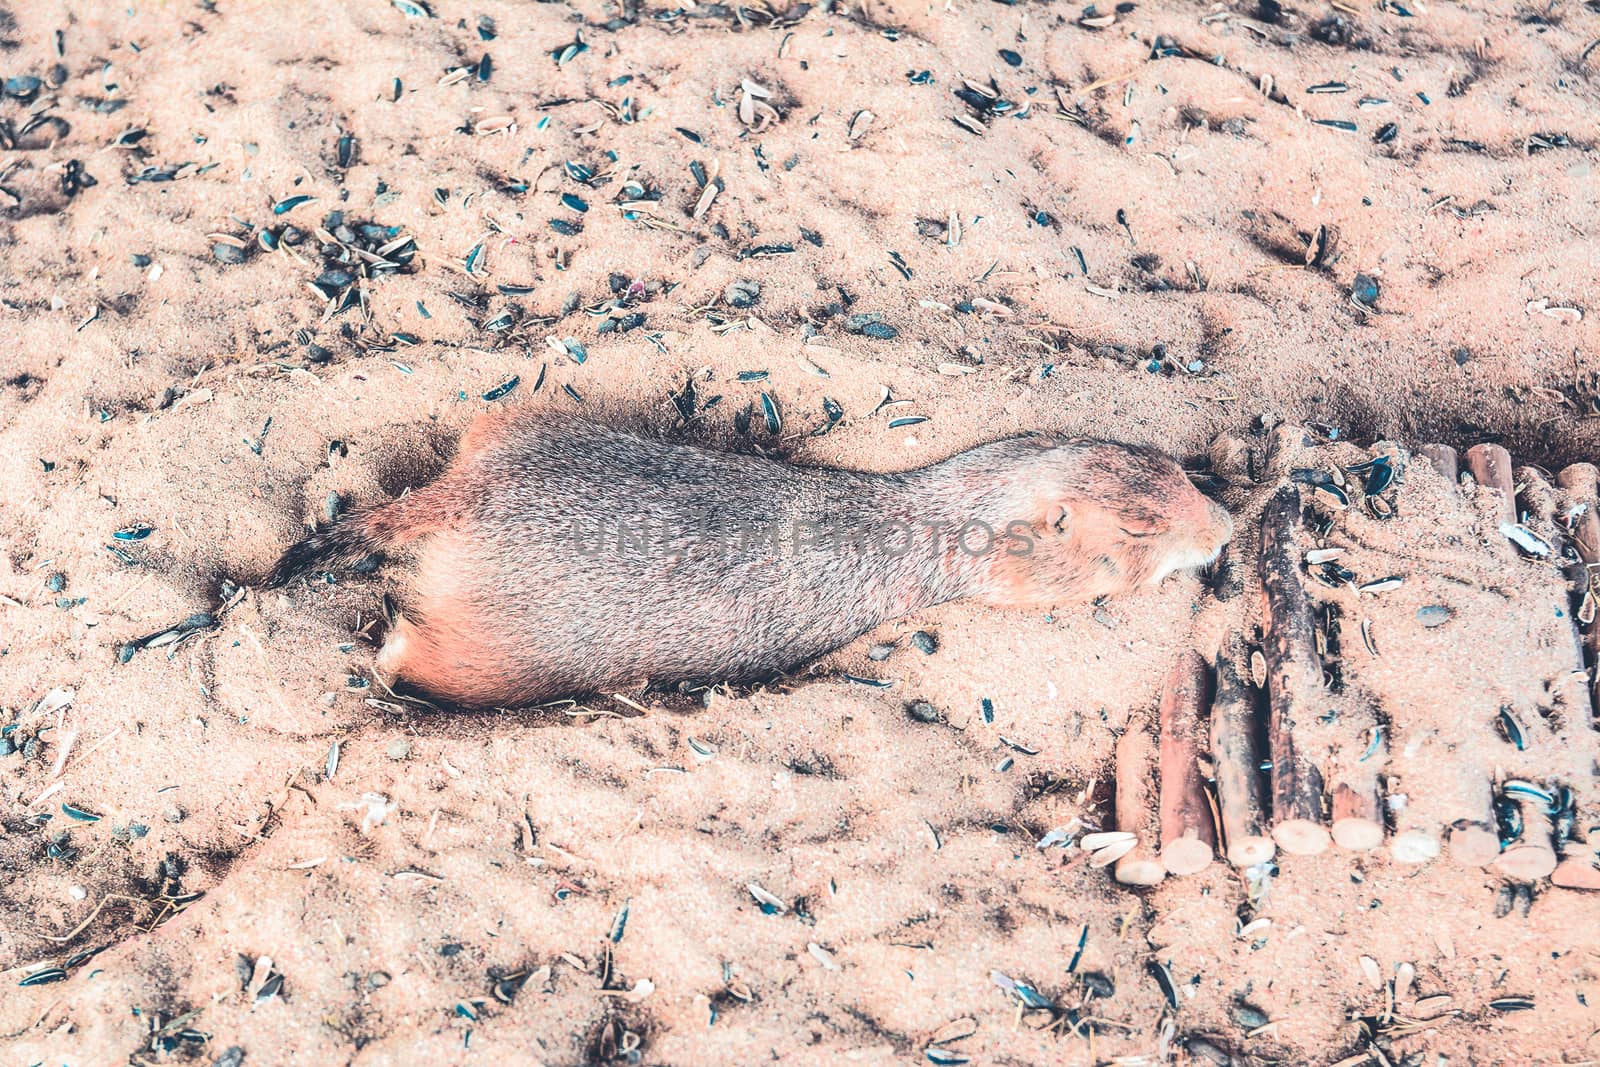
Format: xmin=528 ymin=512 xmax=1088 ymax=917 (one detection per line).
xmin=268 ymin=409 xmax=1233 ymax=707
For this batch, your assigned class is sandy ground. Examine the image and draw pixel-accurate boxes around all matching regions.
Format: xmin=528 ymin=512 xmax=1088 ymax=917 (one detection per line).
xmin=3 ymin=0 xmax=1600 ymax=1063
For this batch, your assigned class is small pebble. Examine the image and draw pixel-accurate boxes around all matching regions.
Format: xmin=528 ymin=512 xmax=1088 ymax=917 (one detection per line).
xmin=725 ymin=280 xmax=761 ymax=308
xmin=1352 ymin=272 xmax=1380 ymax=306
xmin=211 ymin=243 xmax=247 ymax=265
xmin=907 ymin=700 xmax=940 ymax=723
xmin=910 ymin=630 xmax=938 ymax=654
xmin=1232 ymin=1001 xmax=1270 ymax=1029
xmin=1081 ymin=971 xmax=1115 ymax=998
xmin=1184 ymin=1037 xmax=1234 ymax=1066
xmin=386 ymin=738 xmax=413 ymax=760
xmin=165 ymin=805 xmax=187 ymax=824
xmin=1417 ymin=605 xmax=1452 ymax=628
xmin=867 ymin=643 xmax=895 ymax=662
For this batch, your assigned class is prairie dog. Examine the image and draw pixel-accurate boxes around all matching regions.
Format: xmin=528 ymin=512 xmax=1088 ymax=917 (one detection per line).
xmin=268 ymin=409 xmax=1232 ymax=706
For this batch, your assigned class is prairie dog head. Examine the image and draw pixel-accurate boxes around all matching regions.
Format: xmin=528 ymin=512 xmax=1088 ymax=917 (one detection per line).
xmin=979 ymin=437 xmax=1233 ymax=608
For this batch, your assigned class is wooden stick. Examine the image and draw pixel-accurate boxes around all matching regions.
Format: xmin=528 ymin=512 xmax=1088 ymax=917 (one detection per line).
xmin=1478 ymin=456 xmax=1563 ymax=871
xmin=1387 ymin=744 xmax=1499 ymax=867
xmin=1263 ymin=423 xmax=1311 ymax=480
xmin=1464 ymin=444 xmax=1516 ymax=523
xmin=1210 ymin=640 xmax=1275 ymax=867
xmin=1405 ymin=445 xmax=1508 ymax=866
xmin=1492 ymin=800 xmax=1558 ymax=881
xmin=1326 ymin=689 xmax=1386 ymax=853
xmin=1331 ymin=770 xmax=1385 ymax=851
xmin=1549 ymin=464 xmax=1600 ymax=885
xmin=1518 ymin=466 xmax=1597 ymax=733
xmin=1114 ymin=724 xmax=1166 ymax=886
xmin=1557 ymin=463 xmax=1600 ymax=730
xmin=1159 ymin=650 xmax=1217 ymax=875
xmin=1257 ymin=485 xmax=1332 ymax=855
xmin=1416 ymin=443 xmax=1458 ymax=484
xmin=1208 ymin=431 xmax=1252 ymax=483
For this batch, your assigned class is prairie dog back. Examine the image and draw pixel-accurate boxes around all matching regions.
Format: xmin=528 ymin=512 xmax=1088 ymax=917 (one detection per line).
xmin=268 ymin=409 xmax=1232 ymax=706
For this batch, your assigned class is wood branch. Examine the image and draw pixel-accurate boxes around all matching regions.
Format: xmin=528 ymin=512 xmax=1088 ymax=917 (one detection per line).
xmin=1549 ymin=464 xmax=1600 ymax=883
xmin=1492 ymin=800 xmax=1558 ymax=881
xmin=1330 ymin=756 xmax=1385 ymax=851
xmin=1264 ymin=423 xmax=1311 ymax=480
xmin=1412 ymin=443 xmax=1518 ymax=866
xmin=1260 ymin=485 xmax=1387 ymax=852
xmin=1210 ymin=639 xmax=1275 ymax=867
xmin=1557 ymin=463 xmax=1600 ymax=731
xmin=1257 ymin=485 xmax=1332 ymax=855
xmin=1159 ymin=650 xmax=1217 ymax=875
xmin=1387 ymin=746 xmax=1499 ymax=867
xmin=1518 ymin=466 xmax=1598 ymax=734
xmin=1114 ymin=724 xmax=1166 ymax=886
xmin=1464 ymin=444 xmax=1516 ymax=523
xmin=1416 ymin=443 xmax=1459 ymax=484
xmin=1208 ymin=431 xmax=1252 ymax=483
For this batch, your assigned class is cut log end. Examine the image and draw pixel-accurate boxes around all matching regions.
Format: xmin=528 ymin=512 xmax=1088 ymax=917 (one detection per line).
xmin=1447 ymin=824 xmax=1503 ymax=867
xmin=1552 ymin=857 xmax=1600 ymax=890
xmin=1390 ymin=829 xmax=1442 ymax=865
xmin=1331 ymin=817 xmax=1385 ymax=852
xmin=1418 ymin=443 xmax=1459 ymax=484
xmin=1465 ymin=443 xmax=1516 ymax=523
xmin=1225 ymin=835 xmax=1276 ymax=867
xmin=1160 ymin=836 xmax=1215 ymax=876
xmin=1492 ymin=842 xmax=1558 ymax=881
xmin=1273 ymin=819 xmax=1332 ymax=856
xmin=1331 ymin=782 xmax=1385 ymax=852
xmin=1113 ymin=856 xmax=1167 ymax=887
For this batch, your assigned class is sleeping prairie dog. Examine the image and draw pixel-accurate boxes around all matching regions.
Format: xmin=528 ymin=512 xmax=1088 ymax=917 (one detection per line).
xmin=267 ymin=409 xmax=1232 ymax=706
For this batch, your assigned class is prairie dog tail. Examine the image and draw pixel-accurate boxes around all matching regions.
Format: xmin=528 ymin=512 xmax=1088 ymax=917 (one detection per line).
xmin=264 ymin=485 xmax=458 ymax=587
